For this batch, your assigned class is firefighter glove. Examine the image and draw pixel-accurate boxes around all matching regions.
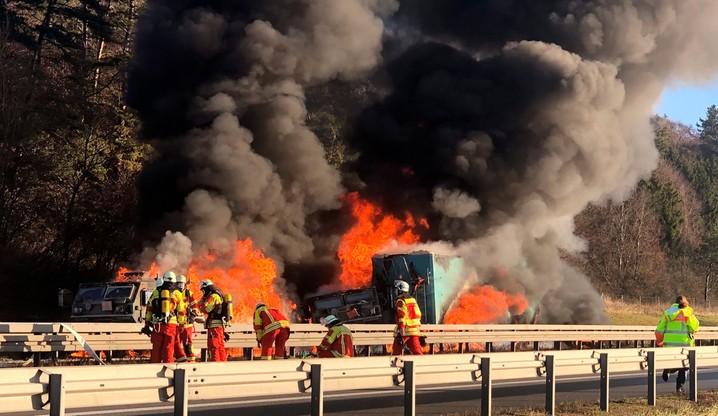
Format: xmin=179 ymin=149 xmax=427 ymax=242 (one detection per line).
xmin=224 ymin=332 xmax=230 ymax=342
xmin=140 ymin=326 xmax=152 ymax=337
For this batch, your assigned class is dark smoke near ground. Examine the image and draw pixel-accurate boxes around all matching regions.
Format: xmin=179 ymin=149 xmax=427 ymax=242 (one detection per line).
xmin=127 ymin=0 xmax=718 ymax=323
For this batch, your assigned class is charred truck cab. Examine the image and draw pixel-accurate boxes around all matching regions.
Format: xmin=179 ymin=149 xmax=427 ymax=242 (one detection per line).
xmin=304 ymin=252 xmax=467 ymax=325
xmin=61 ymin=275 xmax=152 ymax=323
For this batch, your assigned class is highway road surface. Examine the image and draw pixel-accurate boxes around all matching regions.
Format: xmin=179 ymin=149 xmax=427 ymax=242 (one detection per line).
xmin=9 ymin=368 xmax=718 ymax=416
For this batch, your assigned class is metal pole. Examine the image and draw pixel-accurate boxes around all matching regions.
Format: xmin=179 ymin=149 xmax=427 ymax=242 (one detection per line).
xmin=647 ymin=351 xmax=656 ymax=406
xmin=545 ymin=355 xmax=555 ymax=416
xmin=311 ymin=363 xmax=324 ymax=416
xmin=599 ymin=353 xmax=609 ymax=412
xmin=49 ymin=373 xmax=65 ymax=416
xmin=481 ymin=357 xmax=491 ymax=416
xmin=404 ymin=360 xmax=415 ymax=416
xmin=689 ymin=350 xmax=698 ymax=402
xmin=174 ymin=368 xmax=188 ymax=416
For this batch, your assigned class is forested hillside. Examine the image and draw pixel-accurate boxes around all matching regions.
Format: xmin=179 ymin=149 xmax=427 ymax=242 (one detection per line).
xmin=1 ymin=1 xmax=718 ymax=320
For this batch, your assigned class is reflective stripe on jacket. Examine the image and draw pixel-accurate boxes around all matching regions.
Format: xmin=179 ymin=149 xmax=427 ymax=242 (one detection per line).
xmin=319 ymin=324 xmax=354 ymax=358
xmin=145 ymin=289 xmax=183 ymax=324
xmin=201 ymin=292 xmax=224 ymax=328
xmin=254 ymin=306 xmax=290 ymax=340
xmin=655 ymin=304 xmax=700 ymax=347
xmin=395 ymin=296 xmax=422 ymax=336
xmin=177 ymin=288 xmax=199 ymax=326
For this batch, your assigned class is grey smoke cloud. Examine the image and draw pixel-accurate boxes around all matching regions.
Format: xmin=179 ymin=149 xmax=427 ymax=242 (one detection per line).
xmin=129 ymin=1 xmax=395 ymax=271
xmin=128 ymin=0 xmax=718 ymax=323
xmin=348 ymin=0 xmax=718 ymax=323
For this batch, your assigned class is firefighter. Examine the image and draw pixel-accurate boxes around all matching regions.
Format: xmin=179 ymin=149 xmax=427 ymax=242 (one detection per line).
xmin=317 ymin=314 xmax=354 ymax=358
xmin=656 ymin=295 xmax=700 ymax=393
xmin=174 ymin=275 xmax=200 ymax=362
xmin=144 ymin=272 xmax=184 ymax=363
xmin=254 ymin=302 xmax=290 ymax=360
xmin=392 ymin=280 xmax=423 ymax=356
xmin=198 ymin=279 xmax=228 ymax=362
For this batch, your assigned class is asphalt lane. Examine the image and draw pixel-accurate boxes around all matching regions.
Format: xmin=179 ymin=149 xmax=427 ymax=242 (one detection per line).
xmin=11 ymin=368 xmax=718 ymax=416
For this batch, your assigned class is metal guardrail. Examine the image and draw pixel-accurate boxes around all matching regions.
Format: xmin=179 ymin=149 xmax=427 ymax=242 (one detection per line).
xmin=2 ymin=346 xmax=718 ymax=416
xmin=4 ymin=322 xmax=718 ymax=360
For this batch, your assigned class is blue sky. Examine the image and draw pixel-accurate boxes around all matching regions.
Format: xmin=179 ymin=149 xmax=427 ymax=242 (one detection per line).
xmin=655 ymin=81 xmax=718 ymax=127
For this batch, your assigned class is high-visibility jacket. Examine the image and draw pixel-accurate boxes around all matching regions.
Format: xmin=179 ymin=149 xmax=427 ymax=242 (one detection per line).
xmin=655 ymin=304 xmax=699 ymax=347
xmin=395 ymin=295 xmax=422 ymax=336
xmin=254 ymin=306 xmax=290 ymax=340
xmin=199 ymin=292 xmax=224 ymax=329
xmin=177 ymin=288 xmax=200 ymax=327
xmin=145 ymin=288 xmax=184 ymax=324
xmin=319 ymin=324 xmax=354 ymax=357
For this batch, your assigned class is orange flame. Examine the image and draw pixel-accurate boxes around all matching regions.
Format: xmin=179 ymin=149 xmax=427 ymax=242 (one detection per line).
xmin=117 ymin=238 xmax=289 ymax=323
xmin=185 ymin=239 xmax=288 ymax=322
xmin=337 ymin=192 xmax=428 ymax=289
xmin=444 ymin=285 xmax=528 ymax=324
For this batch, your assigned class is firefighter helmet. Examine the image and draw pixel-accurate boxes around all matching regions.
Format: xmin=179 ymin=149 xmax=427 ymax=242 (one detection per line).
xmin=177 ymin=275 xmax=187 ymax=283
xmin=163 ymin=271 xmax=177 ymax=284
xmin=154 ymin=277 xmax=163 ymax=288
xmin=199 ymin=279 xmax=213 ymax=290
xmin=322 ymin=314 xmax=338 ymax=326
xmin=394 ymin=280 xmax=410 ymax=293
xmin=255 ymin=302 xmax=265 ymax=310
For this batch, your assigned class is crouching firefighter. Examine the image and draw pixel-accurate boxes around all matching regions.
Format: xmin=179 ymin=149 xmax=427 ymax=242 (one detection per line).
xmin=143 ymin=272 xmax=184 ymax=363
xmin=254 ymin=302 xmax=290 ymax=359
xmin=317 ymin=314 xmax=354 ymax=358
xmin=198 ymin=280 xmax=231 ymax=362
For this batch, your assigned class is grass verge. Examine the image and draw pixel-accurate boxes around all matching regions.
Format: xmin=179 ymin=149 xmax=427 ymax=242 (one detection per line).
xmin=445 ymin=390 xmax=718 ymax=415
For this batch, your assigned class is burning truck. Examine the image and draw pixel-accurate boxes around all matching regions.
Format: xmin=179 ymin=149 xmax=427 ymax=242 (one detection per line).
xmin=303 ymin=251 xmax=534 ymax=325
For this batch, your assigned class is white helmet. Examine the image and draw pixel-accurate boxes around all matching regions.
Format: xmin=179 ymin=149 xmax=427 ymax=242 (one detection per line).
xmin=199 ymin=279 xmax=213 ymax=290
xmin=154 ymin=277 xmax=163 ymax=288
xmin=322 ymin=314 xmax=338 ymax=326
xmin=163 ymin=271 xmax=177 ymax=284
xmin=394 ymin=280 xmax=410 ymax=293
xmin=177 ymin=275 xmax=187 ymax=284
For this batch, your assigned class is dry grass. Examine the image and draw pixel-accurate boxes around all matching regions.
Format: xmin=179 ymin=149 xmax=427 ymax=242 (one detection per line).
xmin=604 ymin=296 xmax=718 ymax=326
xmin=444 ymin=391 xmax=718 ymax=415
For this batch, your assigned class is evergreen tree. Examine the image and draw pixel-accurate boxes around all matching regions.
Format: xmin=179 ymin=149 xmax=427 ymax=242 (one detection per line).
xmin=698 ymin=105 xmax=718 ymax=155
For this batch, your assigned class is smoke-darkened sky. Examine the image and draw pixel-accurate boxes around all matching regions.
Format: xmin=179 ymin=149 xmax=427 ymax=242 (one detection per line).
xmin=127 ymin=0 xmax=718 ymax=323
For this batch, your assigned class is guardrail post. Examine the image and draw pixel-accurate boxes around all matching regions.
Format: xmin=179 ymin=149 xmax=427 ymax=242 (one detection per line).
xmin=599 ymin=353 xmax=609 ymax=412
xmin=689 ymin=350 xmax=697 ymax=402
xmin=481 ymin=357 xmax=491 ymax=416
xmin=404 ymin=360 xmax=415 ymax=416
xmin=49 ymin=373 xmax=65 ymax=416
xmin=647 ymin=351 xmax=655 ymax=406
xmin=174 ymin=368 xmax=188 ymax=416
xmin=545 ymin=355 xmax=555 ymax=416
xmin=311 ymin=363 xmax=323 ymax=416
xmin=34 ymin=352 xmax=41 ymax=367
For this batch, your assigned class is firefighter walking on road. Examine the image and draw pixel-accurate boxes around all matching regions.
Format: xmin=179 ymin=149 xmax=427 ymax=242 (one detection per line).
xmin=254 ymin=302 xmax=290 ymax=360
xmin=655 ymin=295 xmax=700 ymax=393
xmin=392 ymin=280 xmax=423 ymax=356
xmin=198 ymin=279 xmax=229 ymax=362
xmin=143 ymin=272 xmax=184 ymax=363
xmin=317 ymin=314 xmax=354 ymax=358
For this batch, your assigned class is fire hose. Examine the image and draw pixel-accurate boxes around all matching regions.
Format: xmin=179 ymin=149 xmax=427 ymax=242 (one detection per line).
xmin=60 ymin=323 xmax=106 ymax=365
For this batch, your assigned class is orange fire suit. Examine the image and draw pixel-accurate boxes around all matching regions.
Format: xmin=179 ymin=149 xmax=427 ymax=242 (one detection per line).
xmin=175 ymin=288 xmax=199 ymax=362
xmin=317 ymin=323 xmax=354 ymax=358
xmin=254 ymin=305 xmax=290 ymax=359
xmin=145 ymin=288 xmax=184 ymax=363
xmin=392 ymin=295 xmax=423 ymax=356
xmin=199 ymin=291 xmax=227 ymax=362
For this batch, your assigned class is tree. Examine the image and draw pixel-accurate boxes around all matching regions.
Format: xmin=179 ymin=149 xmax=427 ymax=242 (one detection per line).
xmin=698 ymin=105 xmax=718 ymax=155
